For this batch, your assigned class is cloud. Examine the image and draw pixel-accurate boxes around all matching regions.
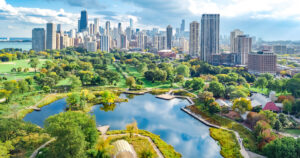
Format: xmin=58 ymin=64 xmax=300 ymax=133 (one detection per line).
xmin=0 ymin=0 xmax=78 ymax=25
xmin=95 ymin=11 xmax=116 ymax=16
xmin=46 ymin=0 xmax=105 ymax=9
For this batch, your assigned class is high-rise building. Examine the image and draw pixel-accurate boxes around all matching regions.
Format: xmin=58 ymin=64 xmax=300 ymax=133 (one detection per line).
xmin=201 ymin=14 xmax=220 ymax=63
xmin=248 ymin=51 xmax=277 ymax=75
xmin=230 ymin=29 xmax=243 ymax=52
xmin=189 ymin=21 xmax=200 ymax=57
xmin=181 ymin=19 xmax=185 ymax=32
xmin=56 ymin=33 xmax=60 ymax=50
xmin=119 ymin=34 xmax=127 ymax=49
xmin=100 ymin=35 xmax=110 ymax=52
xmin=118 ymin=23 xmax=122 ymax=34
xmin=79 ymin=10 xmax=88 ymax=32
xmin=46 ymin=23 xmax=56 ymax=50
xmin=105 ymin=21 xmax=110 ymax=36
xmin=158 ymin=36 xmax=167 ymax=50
xmin=125 ymin=27 xmax=132 ymax=41
xmin=235 ymin=35 xmax=252 ymax=65
xmin=166 ymin=25 xmax=173 ymax=49
xmin=137 ymin=32 xmax=145 ymax=50
xmin=87 ymin=41 xmax=97 ymax=52
xmin=77 ymin=20 xmax=81 ymax=32
xmin=32 ymin=28 xmax=45 ymax=52
xmin=57 ymin=24 xmax=63 ymax=34
xmin=273 ymin=45 xmax=287 ymax=54
xmin=130 ymin=18 xmax=133 ymax=28
xmin=89 ymin=23 xmax=94 ymax=35
xmin=94 ymin=18 xmax=100 ymax=34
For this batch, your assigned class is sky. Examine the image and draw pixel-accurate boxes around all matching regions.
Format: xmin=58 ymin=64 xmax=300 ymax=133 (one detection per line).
xmin=1 ymin=0 xmax=300 ymax=40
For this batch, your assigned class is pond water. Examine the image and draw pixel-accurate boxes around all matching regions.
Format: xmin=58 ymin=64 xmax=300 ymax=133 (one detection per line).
xmin=23 ymin=93 xmax=222 ymax=158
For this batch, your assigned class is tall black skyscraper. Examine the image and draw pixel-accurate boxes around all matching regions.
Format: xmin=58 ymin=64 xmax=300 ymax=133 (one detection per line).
xmin=166 ymin=25 xmax=173 ymax=49
xmin=201 ymin=14 xmax=220 ymax=63
xmin=181 ymin=19 xmax=185 ymax=32
xmin=79 ymin=10 xmax=88 ymax=32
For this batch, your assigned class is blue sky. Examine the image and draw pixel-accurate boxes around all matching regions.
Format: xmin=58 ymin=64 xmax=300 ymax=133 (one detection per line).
xmin=1 ymin=0 xmax=300 ymax=40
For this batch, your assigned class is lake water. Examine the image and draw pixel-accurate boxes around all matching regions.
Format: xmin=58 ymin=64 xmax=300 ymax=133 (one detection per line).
xmin=23 ymin=93 xmax=222 ymax=158
xmin=0 ymin=42 xmax=32 ymax=50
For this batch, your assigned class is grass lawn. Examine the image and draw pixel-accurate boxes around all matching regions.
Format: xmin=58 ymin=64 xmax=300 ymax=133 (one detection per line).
xmin=107 ymin=135 xmax=158 ymax=158
xmin=56 ymin=78 xmax=71 ymax=86
xmin=188 ymin=105 xmax=258 ymax=152
xmin=210 ymin=128 xmax=242 ymax=158
xmin=250 ymin=86 xmax=291 ymax=96
xmin=0 ymin=59 xmax=48 ymax=80
xmin=283 ymin=128 xmax=300 ymax=135
xmin=107 ymin=64 xmax=127 ymax=88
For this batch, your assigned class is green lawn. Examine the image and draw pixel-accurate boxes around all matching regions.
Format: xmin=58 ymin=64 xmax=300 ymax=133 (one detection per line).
xmin=107 ymin=64 xmax=127 ymax=88
xmin=283 ymin=129 xmax=300 ymax=135
xmin=250 ymin=86 xmax=291 ymax=96
xmin=0 ymin=59 xmax=48 ymax=80
xmin=57 ymin=78 xmax=71 ymax=86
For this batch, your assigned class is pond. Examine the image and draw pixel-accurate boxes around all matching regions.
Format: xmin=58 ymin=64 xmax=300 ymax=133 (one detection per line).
xmin=23 ymin=93 xmax=222 ymax=158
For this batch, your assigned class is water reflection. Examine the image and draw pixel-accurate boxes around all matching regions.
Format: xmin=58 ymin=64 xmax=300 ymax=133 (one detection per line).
xmin=23 ymin=93 xmax=222 ymax=158
xmin=91 ymin=94 xmax=222 ymax=158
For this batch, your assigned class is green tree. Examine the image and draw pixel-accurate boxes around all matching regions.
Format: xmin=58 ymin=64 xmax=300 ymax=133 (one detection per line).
xmin=28 ymin=58 xmax=40 ymax=73
xmin=45 ymin=111 xmax=98 ymax=157
xmin=191 ymin=78 xmax=205 ymax=91
xmin=70 ymin=75 xmax=82 ymax=91
xmin=259 ymin=110 xmax=277 ymax=127
xmin=101 ymin=91 xmax=116 ymax=104
xmin=0 ymin=140 xmax=14 ymax=158
xmin=176 ymin=64 xmax=190 ymax=77
xmin=66 ymin=92 xmax=81 ymax=110
xmin=126 ymin=76 xmax=136 ymax=88
xmin=232 ymin=98 xmax=252 ymax=114
xmin=104 ymin=70 xmax=120 ymax=85
xmin=254 ymin=77 xmax=268 ymax=90
xmin=208 ymin=81 xmax=225 ymax=98
xmin=263 ymin=137 xmax=300 ymax=158
xmin=42 ymin=86 xmax=51 ymax=93
xmin=283 ymin=99 xmax=293 ymax=115
xmin=208 ymin=102 xmax=221 ymax=114
xmin=287 ymin=78 xmax=300 ymax=98
xmin=274 ymin=120 xmax=282 ymax=131
xmin=126 ymin=121 xmax=138 ymax=138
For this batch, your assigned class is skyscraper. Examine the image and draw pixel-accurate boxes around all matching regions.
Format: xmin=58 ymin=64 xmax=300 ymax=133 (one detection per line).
xmin=201 ymin=14 xmax=220 ymax=63
xmin=79 ymin=10 xmax=88 ymax=32
xmin=118 ymin=23 xmax=122 ymax=34
xmin=235 ymin=35 xmax=252 ymax=65
xmin=137 ymin=32 xmax=145 ymax=50
xmin=46 ymin=23 xmax=56 ymax=50
xmin=32 ymin=28 xmax=45 ymax=52
xmin=100 ymin=35 xmax=110 ymax=52
xmin=166 ymin=25 xmax=173 ymax=49
xmin=57 ymin=24 xmax=62 ymax=34
xmin=181 ymin=19 xmax=185 ymax=32
xmin=130 ymin=18 xmax=133 ymax=28
xmin=94 ymin=18 xmax=100 ymax=34
xmin=105 ymin=21 xmax=110 ymax=36
xmin=230 ymin=29 xmax=243 ymax=52
xmin=189 ymin=21 xmax=200 ymax=57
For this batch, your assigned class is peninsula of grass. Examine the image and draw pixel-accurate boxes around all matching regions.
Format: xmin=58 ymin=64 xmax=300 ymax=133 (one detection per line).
xmin=209 ymin=128 xmax=243 ymax=158
xmin=187 ymin=105 xmax=257 ymax=152
xmin=107 ymin=129 xmax=182 ymax=158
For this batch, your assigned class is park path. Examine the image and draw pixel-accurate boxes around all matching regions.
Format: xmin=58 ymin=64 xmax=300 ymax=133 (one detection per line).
xmin=30 ymin=138 xmax=55 ymax=158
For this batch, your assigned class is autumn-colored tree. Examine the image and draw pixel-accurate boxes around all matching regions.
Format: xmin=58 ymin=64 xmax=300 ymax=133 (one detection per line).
xmin=232 ymin=98 xmax=252 ymax=114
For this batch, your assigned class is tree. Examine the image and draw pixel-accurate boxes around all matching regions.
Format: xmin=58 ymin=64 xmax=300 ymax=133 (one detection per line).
xmin=42 ymin=86 xmax=51 ymax=93
xmin=28 ymin=58 xmax=40 ymax=73
xmin=274 ymin=120 xmax=282 ymax=131
xmin=70 ymin=75 xmax=82 ymax=91
xmin=176 ymin=64 xmax=190 ymax=77
xmin=126 ymin=121 xmax=138 ymax=138
xmin=287 ymin=78 xmax=300 ymax=98
xmin=94 ymin=138 xmax=114 ymax=158
xmin=126 ymin=76 xmax=136 ymax=88
xmin=174 ymin=75 xmax=184 ymax=83
xmin=0 ymin=140 xmax=13 ymax=158
xmin=232 ymin=98 xmax=252 ymax=114
xmin=66 ymin=92 xmax=81 ymax=110
xmin=101 ymin=91 xmax=116 ymax=104
xmin=45 ymin=111 xmax=98 ymax=157
xmin=208 ymin=102 xmax=221 ymax=114
xmin=283 ymin=99 xmax=293 ymax=115
xmin=104 ymin=70 xmax=120 ymax=85
xmin=40 ymin=77 xmax=56 ymax=88
xmin=0 ymin=89 xmax=11 ymax=101
xmin=191 ymin=78 xmax=205 ymax=91
xmin=263 ymin=137 xmax=300 ymax=158
xmin=208 ymin=81 xmax=225 ymax=98
xmin=259 ymin=110 xmax=277 ymax=127
xmin=140 ymin=148 xmax=154 ymax=158
xmin=254 ymin=77 xmax=268 ymax=90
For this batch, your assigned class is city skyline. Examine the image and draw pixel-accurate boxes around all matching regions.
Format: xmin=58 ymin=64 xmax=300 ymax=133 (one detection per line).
xmin=1 ymin=0 xmax=300 ymax=40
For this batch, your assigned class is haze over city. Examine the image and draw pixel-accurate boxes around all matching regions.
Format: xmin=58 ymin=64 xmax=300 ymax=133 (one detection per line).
xmin=1 ymin=0 xmax=300 ymax=40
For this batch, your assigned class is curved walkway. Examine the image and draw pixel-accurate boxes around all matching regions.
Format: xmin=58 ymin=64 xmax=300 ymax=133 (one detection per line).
xmin=30 ymin=138 xmax=55 ymax=158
